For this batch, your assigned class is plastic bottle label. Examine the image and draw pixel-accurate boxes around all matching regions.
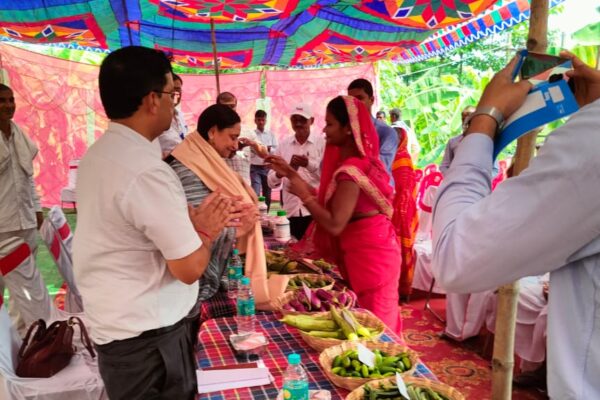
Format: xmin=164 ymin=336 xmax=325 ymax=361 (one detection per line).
xmin=258 ymin=203 xmax=268 ymax=217
xmin=237 ymin=298 xmax=255 ymax=316
xmin=274 ymin=222 xmax=290 ymax=241
xmin=282 ymin=380 xmax=309 ymax=400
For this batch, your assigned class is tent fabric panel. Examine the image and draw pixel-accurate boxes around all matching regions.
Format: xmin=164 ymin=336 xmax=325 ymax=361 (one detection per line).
xmin=265 ymin=63 xmax=376 ymax=140
xmin=0 ymin=0 xmax=550 ymax=67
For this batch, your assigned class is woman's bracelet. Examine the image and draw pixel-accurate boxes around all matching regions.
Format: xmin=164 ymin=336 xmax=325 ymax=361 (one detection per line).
xmin=196 ymin=229 xmax=213 ymax=241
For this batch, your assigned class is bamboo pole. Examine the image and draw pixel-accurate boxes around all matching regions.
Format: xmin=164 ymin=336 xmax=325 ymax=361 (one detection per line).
xmin=0 ymin=52 xmax=4 ymax=84
xmin=210 ymin=18 xmax=221 ymax=94
xmin=491 ymin=1 xmax=548 ymax=399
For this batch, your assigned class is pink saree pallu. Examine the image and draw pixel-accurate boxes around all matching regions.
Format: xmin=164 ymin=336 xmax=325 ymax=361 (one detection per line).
xmin=339 ymin=214 xmax=402 ymax=333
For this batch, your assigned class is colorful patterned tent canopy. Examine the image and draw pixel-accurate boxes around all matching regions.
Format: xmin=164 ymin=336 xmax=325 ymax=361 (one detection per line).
xmin=0 ymin=0 xmax=563 ymax=69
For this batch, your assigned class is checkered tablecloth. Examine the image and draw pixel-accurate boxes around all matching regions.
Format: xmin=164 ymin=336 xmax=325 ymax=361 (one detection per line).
xmin=196 ymin=314 xmax=436 ymax=400
xmin=198 ymin=266 xmax=348 ymax=326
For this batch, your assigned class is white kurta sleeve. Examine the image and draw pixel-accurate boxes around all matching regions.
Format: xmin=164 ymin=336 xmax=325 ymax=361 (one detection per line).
xmin=30 ymin=175 xmax=42 ymax=212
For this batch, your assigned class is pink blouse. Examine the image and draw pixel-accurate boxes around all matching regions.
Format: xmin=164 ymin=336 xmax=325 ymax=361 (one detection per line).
xmin=337 ymin=172 xmax=379 ymax=213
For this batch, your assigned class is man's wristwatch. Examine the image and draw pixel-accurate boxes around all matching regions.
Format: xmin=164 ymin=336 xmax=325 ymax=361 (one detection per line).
xmin=464 ymin=106 xmax=504 ymax=133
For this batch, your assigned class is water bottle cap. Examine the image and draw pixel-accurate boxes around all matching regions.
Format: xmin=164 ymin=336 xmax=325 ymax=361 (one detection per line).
xmin=232 ymin=249 xmax=239 ymax=255
xmin=277 ymin=210 xmax=287 ymax=217
xmin=241 ymin=277 xmax=250 ymax=285
xmin=258 ymin=196 xmax=265 ymax=201
xmin=288 ymin=353 xmax=300 ymax=365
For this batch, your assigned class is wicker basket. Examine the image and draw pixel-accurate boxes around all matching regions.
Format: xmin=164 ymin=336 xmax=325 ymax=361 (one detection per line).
xmin=319 ymin=341 xmax=419 ymax=391
xmin=275 ymin=289 xmax=351 ymax=315
xmin=345 ymin=376 xmax=465 ymax=400
xmin=285 ymin=273 xmax=335 ymax=292
xmin=299 ymin=311 xmax=385 ymax=352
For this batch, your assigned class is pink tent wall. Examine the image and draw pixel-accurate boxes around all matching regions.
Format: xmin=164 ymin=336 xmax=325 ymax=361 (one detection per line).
xmin=1 ymin=44 xmax=375 ymax=207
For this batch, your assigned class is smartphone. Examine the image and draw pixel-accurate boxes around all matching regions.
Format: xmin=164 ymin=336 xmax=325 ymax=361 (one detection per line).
xmin=512 ymin=50 xmax=570 ymax=81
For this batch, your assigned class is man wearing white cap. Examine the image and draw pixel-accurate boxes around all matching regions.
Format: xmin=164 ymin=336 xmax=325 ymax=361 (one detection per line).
xmin=267 ymin=103 xmax=325 ymax=240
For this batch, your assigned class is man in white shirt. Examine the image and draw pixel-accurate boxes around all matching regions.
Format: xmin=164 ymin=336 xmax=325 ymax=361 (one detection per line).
xmin=249 ymin=109 xmax=277 ymax=210
xmin=157 ymin=73 xmax=187 ymax=158
xmin=74 ymin=46 xmax=234 ymax=400
xmin=267 ymin=103 xmax=325 ymax=240
xmin=0 ymin=83 xmax=43 ymax=331
xmin=432 ymin=52 xmax=600 ymax=399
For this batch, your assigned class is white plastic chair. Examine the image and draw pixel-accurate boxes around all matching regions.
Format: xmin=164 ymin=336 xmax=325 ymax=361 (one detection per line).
xmin=0 ymin=237 xmax=53 ymax=330
xmin=0 ymin=298 xmax=107 ymax=400
xmin=60 ymin=160 xmax=79 ymax=209
xmin=411 ymin=183 xmax=446 ymax=320
xmin=39 ymin=207 xmax=83 ymax=313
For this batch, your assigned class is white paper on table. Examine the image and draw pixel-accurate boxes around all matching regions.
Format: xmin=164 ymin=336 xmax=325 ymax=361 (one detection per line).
xmin=357 ymin=343 xmax=375 ymax=369
xmin=196 ymin=360 xmax=274 ymax=393
xmin=395 ymin=372 xmax=410 ymax=400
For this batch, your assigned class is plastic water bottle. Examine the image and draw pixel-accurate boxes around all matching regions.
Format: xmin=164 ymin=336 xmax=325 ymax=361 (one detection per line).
xmin=274 ymin=210 xmax=291 ymax=243
xmin=282 ymin=353 xmax=309 ymax=400
xmin=258 ymin=196 xmax=268 ymax=218
xmin=227 ymin=249 xmax=243 ymax=299
xmin=236 ymin=277 xmax=256 ymax=335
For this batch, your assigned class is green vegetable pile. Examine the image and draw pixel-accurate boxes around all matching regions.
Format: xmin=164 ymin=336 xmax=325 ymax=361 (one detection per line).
xmin=331 ymin=349 xmax=412 ymax=379
xmin=363 ymin=380 xmax=451 ymax=400
xmin=280 ymin=307 xmax=378 ymax=340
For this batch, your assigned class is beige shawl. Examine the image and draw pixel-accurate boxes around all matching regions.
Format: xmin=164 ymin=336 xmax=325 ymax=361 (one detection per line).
xmin=171 ymin=132 xmax=287 ymax=310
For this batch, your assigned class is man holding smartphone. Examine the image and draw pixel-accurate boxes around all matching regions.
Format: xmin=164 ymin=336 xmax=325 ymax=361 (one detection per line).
xmin=432 ymin=51 xmax=600 ymax=399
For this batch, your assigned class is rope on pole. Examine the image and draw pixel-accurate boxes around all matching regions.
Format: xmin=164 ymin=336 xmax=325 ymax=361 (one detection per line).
xmin=210 ymin=18 xmax=221 ymax=95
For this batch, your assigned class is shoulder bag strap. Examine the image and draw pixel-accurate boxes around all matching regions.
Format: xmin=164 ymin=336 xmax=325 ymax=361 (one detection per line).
xmin=69 ymin=317 xmax=96 ymax=358
xmin=18 ymin=319 xmax=46 ymax=358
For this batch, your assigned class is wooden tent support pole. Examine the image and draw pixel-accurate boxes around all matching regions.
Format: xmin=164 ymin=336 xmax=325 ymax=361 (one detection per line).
xmin=491 ymin=1 xmax=548 ymax=399
xmin=210 ymin=18 xmax=221 ymax=95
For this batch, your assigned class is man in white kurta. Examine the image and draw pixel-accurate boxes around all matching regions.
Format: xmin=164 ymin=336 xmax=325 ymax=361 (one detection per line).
xmin=432 ymin=53 xmax=600 ymax=399
xmin=0 ymin=84 xmax=43 ymax=249
xmin=0 ymin=84 xmax=43 ymax=331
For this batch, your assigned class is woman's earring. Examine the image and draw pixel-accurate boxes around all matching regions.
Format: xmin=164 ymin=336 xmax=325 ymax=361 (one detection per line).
xmin=347 ymin=131 xmax=352 ymax=135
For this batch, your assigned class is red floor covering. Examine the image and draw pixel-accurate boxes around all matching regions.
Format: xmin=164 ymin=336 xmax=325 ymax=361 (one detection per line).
xmin=402 ymin=294 xmax=547 ymax=399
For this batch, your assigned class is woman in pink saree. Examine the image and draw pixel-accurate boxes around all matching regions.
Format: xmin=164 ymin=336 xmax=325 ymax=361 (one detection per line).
xmin=267 ymin=96 xmax=402 ymax=333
